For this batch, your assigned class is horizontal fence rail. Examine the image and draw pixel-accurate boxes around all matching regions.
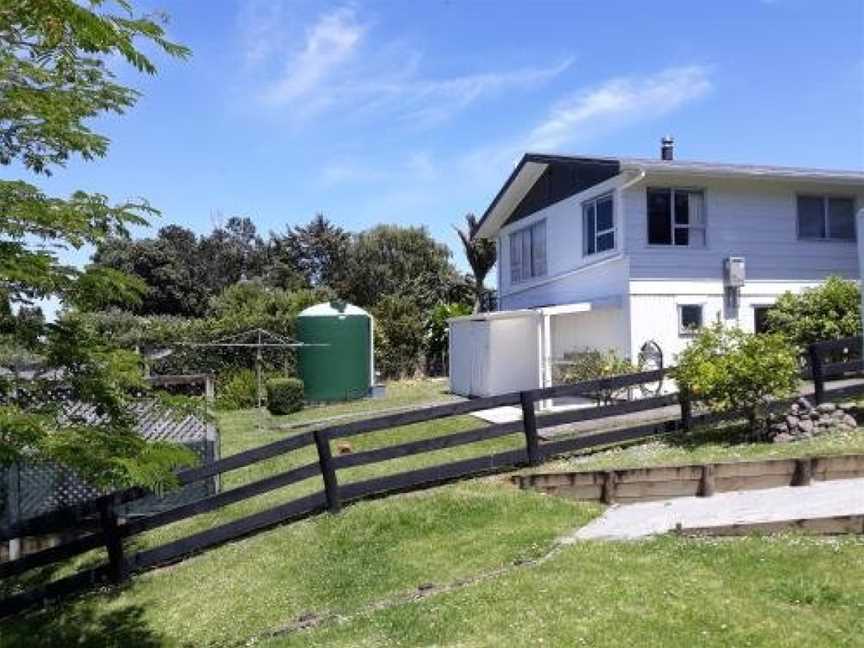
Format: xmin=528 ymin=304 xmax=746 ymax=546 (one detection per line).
xmin=2 ymin=340 xmax=864 ymax=619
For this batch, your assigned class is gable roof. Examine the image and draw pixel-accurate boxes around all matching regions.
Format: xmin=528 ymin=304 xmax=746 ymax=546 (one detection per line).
xmin=474 ymin=153 xmax=864 ymax=240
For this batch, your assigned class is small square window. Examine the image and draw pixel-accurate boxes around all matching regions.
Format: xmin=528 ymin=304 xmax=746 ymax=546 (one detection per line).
xmin=679 ymin=304 xmax=703 ymax=335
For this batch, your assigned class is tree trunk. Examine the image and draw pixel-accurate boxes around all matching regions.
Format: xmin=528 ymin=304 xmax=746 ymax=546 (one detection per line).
xmin=473 ymin=277 xmax=484 ymax=314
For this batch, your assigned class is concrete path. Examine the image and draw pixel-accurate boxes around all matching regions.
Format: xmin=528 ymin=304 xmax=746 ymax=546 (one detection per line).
xmin=565 ymin=477 xmax=864 ymax=541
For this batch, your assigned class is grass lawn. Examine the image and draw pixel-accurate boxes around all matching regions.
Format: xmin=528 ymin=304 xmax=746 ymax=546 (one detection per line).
xmin=269 ymin=534 xmax=864 ymax=648
xmin=0 ymin=482 xmax=593 ymax=647
xmin=4 ymin=380 xmax=864 ymax=646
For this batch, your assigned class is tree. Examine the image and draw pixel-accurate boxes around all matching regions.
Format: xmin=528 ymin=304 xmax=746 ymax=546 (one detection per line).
xmin=765 ymin=276 xmax=861 ymax=351
xmin=0 ymin=2 xmax=195 ymax=488
xmin=199 ymin=216 xmax=269 ymax=294
xmin=93 ymin=225 xmax=209 ymax=316
xmin=671 ymin=324 xmax=799 ymax=438
xmin=454 ymin=213 xmax=496 ymax=313
xmin=277 ymin=213 xmax=351 ymax=290
xmin=343 ymin=225 xmax=463 ymax=311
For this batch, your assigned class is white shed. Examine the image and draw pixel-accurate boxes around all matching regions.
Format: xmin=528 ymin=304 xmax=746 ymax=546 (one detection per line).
xmin=448 ymin=310 xmax=540 ymax=398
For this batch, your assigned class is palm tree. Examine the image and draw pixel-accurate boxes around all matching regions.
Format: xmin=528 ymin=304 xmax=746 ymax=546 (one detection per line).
xmin=454 ymin=213 xmax=497 ymax=313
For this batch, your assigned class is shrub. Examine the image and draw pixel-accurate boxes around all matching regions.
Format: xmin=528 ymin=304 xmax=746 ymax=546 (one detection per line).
xmin=266 ymin=377 xmax=304 ymax=415
xmin=373 ymin=295 xmax=426 ymax=379
xmin=765 ymin=276 xmax=861 ymax=351
xmin=554 ymin=348 xmax=636 ymax=405
xmin=671 ymin=323 xmax=799 ymax=438
xmin=216 ymin=369 xmax=258 ymax=411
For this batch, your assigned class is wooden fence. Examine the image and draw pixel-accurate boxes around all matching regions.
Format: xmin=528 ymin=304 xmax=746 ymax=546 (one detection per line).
xmin=1 ymin=335 xmax=863 ymax=619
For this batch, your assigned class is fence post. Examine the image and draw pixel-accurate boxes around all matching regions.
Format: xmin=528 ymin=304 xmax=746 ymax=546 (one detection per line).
xmin=679 ymin=387 xmax=692 ymax=433
xmin=520 ymin=391 xmax=541 ymax=466
xmin=97 ymin=495 xmax=126 ymax=585
xmin=314 ymin=430 xmax=341 ymax=513
xmin=808 ymin=343 xmax=825 ymax=405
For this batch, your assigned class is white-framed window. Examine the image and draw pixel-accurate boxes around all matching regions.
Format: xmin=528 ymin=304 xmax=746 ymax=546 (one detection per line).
xmin=647 ymin=188 xmax=706 ymax=247
xmin=582 ymin=194 xmax=615 ymax=256
xmin=509 ymin=220 xmax=547 ymax=284
xmin=797 ymin=195 xmax=856 ymax=241
xmin=678 ymin=304 xmax=703 ymax=336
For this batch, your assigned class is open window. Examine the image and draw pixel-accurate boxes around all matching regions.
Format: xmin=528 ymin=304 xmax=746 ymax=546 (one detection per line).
xmin=647 ymin=188 xmax=706 ymax=246
xmin=678 ymin=304 xmax=703 ymax=336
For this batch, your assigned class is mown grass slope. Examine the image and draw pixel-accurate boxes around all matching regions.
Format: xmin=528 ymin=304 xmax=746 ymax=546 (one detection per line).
xmin=4 ymin=380 xmax=864 ymax=647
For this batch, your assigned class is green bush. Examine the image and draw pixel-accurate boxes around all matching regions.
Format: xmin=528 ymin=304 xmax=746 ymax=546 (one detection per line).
xmin=765 ymin=276 xmax=861 ymax=350
xmin=554 ymin=348 xmax=636 ymax=405
xmin=216 ymin=369 xmax=259 ymax=411
xmin=671 ymin=323 xmax=799 ymax=438
xmin=266 ymin=377 xmax=305 ymax=415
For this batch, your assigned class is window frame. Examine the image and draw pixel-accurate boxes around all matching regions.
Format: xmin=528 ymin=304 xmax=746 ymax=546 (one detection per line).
xmin=582 ymin=193 xmax=616 ymax=257
xmin=508 ymin=219 xmax=548 ymax=284
xmin=796 ymin=194 xmax=857 ymax=242
xmin=677 ymin=303 xmax=704 ymax=336
xmin=646 ymin=187 xmax=707 ymax=248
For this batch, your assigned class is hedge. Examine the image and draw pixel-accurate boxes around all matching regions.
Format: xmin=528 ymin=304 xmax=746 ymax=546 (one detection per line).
xmin=266 ymin=377 xmax=305 ymax=415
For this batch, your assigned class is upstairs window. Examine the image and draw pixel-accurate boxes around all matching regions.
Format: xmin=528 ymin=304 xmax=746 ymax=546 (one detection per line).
xmin=583 ymin=194 xmax=615 ymax=256
xmin=509 ymin=220 xmax=547 ymax=283
xmin=797 ymin=195 xmax=855 ymax=241
xmin=647 ymin=188 xmax=706 ymax=246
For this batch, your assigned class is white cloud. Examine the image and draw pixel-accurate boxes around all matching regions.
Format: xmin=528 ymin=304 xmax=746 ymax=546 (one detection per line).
xmin=461 ymin=65 xmax=713 ymax=178
xmin=239 ymin=4 xmax=570 ymax=125
xmin=524 ymin=66 xmax=713 ymax=152
xmin=261 ymin=8 xmax=366 ymax=107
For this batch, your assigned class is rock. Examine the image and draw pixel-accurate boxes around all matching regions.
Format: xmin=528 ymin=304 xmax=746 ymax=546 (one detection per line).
xmin=818 ymin=415 xmax=833 ymax=427
xmin=797 ymin=419 xmax=815 ymax=435
xmin=831 ymin=409 xmax=846 ymax=419
xmin=797 ymin=397 xmax=813 ymax=411
xmin=842 ymin=414 xmax=857 ymax=428
xmin=809 ymin=411 xmax=821 ymax=420
xmin=817 ymin=402 xmax=837 ymax=413
xmin=790 ymin=403 xmax=800 ymax=415
xmin=785 ymin=415 xmax=800 ymax=430
xmin=769 ymin=422 xmax=788 ymax=437
xmin=773 ymin=432 xmax=794 ymax=444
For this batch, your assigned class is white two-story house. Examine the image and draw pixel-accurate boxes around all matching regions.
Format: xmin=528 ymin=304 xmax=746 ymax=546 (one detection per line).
xmin=448 ymin=139 xmax=864 ymax=399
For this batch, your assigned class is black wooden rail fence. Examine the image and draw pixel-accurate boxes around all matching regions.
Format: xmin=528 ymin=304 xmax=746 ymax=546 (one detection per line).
xmin=1 ymin=335 xmax=863 ymax=619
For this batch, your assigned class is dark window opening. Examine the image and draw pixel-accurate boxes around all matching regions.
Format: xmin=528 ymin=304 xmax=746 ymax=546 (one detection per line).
xmin=679 ymin=304 xmax=703 ymax=335
xmin=754 ymin=306 xmax=773 ymax=334
xmin=798 ymin=195 xmax=856 ymax=241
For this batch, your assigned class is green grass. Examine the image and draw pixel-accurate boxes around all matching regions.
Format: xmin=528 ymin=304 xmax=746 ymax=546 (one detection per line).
xmin=531 ymin=421 xmax=864 ymax=475
xmin=0 ymin=482 xmax=593 ymax=647
xmin=221 ymin=378 xmax=460 ymax=434
xmin=4 ymin=381 xmax=864 ymax=646
xmin=268 ymin=534 xmax=864 ymax=648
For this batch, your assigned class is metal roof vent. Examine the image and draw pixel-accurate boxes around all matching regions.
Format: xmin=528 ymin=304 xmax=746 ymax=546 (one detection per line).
xmin=661 ymin=136 xmax=674 ymax=161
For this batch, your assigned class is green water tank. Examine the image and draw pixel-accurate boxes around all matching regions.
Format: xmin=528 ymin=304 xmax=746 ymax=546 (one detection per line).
xmin=296 ymin=301 xmax=373 ymax=402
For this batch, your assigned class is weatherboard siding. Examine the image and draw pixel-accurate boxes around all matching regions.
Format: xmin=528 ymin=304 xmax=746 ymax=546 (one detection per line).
xmin=622 ymin=176 xmax=863 ymax=281
xmin=497 ymin=175 xmax=628 ymax=308
xmin=499 ymin=256 xmax=629 ymax=311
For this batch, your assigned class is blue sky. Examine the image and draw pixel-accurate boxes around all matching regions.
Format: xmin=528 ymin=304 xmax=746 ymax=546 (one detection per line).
xmin=31 ymin=0 xmax=864 ymax=286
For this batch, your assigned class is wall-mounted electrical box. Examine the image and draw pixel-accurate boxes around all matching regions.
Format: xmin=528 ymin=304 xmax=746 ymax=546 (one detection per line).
xmin=724 ymin=257 xmax=746 ymax=287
